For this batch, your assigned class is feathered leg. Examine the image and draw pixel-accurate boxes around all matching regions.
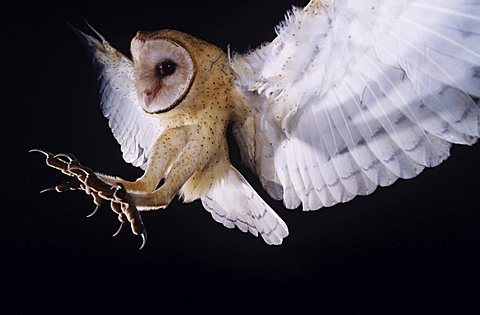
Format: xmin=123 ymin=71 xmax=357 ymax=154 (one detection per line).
xmin=129 ymin=140 xmax=207 ymax=210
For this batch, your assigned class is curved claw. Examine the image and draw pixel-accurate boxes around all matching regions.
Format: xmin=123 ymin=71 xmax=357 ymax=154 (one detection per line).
xmin=31 ymin=148 xmax=150 ymax=248
xmin=54 ymin=153 xmax=79 ymax=163
xmin=139 ymin=232 xmax=148 ymax=250
xmin=112 ymin=222 xmax=124 ymax=237
xmin=86 ymin=203 xmax=101 ymax=218
xmin=69 ymin=165 xmax=94 ymax=176
xmin=40 ymin=187 xmax=56 ymax=194
xmin=29 ymin=148 xmax=53 ymax=157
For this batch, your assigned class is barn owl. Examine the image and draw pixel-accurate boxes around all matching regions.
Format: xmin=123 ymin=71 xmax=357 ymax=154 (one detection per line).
xmin=32 ymin=0 xmax=480 ymax=248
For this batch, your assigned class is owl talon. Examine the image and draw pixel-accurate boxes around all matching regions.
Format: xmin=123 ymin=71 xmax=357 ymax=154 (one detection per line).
xmin=54 ymin=153 xmax=79 ymax=164
xmin=57 ymin=180 xmax=83 ymax=192
xmin=110 ymin=200 xmax=123 ymax=215
xmin=29 ymin=148 xmax=53 ymax=157
xmin=86 ymin=203 xmax=102 ymax=218
xmin=120 ymin=201 xmax=145 ymax=234
xmin=90 ymin=191 xmax=103 ymax=206
xmin=111 ymin=203 xmax=128 ymax=237
xmin=40 ymin=187 xmax=56 ymax=194
xmin=68 ymin=166 xmax=93 ymax=181
xmin=33 ymin=149 xmax=150 ymax=248
xmin=139 ymin=232 xmax=148 ymax=250
xmin=31 ymin=148 xmax=70 ymax=172
xmin=112 ymin=222 xmax=124 ymax=237
xmin=41 ymin=180 xmax=83 ymax=194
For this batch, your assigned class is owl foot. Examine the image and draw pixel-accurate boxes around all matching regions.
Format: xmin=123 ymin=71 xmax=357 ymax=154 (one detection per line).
xmin=30 ymin=149 xmax=147 ymax=249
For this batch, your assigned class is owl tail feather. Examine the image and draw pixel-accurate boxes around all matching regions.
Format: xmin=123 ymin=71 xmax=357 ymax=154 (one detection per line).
xmin=201 ymin=165 xmax=289 ymax=245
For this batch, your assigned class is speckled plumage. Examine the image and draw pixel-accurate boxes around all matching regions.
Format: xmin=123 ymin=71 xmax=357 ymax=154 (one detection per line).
xmin=80 ymin=27 xmax=287 ymax=244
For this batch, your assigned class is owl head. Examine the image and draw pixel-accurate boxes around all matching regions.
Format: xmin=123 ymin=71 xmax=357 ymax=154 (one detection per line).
xmin=130 ymin=30 xmax=226 ymax=114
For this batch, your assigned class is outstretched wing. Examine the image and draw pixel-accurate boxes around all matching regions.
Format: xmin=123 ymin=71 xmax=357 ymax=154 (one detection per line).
xmin=231 ymin=0 xmax=480 ymax=210
xmin=77 ymin=25 xmax=163 ymax=169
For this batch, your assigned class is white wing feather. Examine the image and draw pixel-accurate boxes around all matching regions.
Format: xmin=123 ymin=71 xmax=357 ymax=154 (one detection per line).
xmin=231 ymin=0 xmax=480 ymax=210
xmin=201 ymin=166 xmax=289 ymax=245
xmin=78 ymin=27 xmax=163 ymax=169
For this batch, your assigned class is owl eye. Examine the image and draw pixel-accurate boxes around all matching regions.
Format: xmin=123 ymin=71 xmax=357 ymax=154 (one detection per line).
xmin=156 ymin=60 xmax=177 ymax=77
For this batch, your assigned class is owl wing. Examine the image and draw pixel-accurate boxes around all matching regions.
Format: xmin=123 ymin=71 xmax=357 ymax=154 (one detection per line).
xmin=76 ymin=25 xmax=163 ymax=169
xmin=201 ymin=166 xmax=289 ymax=245
xmin=231 ymin=0 xmax=480 ymax=210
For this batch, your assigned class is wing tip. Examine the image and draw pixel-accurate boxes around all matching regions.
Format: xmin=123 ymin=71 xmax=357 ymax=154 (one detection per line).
xmin=65 ymin=19 xmax=111 ymax=58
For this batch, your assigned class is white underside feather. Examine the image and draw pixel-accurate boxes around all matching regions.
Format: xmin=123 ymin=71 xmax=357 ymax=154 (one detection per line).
xmin=201 ymin=166 xmax=289 ymax=245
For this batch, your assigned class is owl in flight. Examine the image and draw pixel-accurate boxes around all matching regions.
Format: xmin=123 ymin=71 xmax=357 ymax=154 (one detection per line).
xmin=33 ymin=0 xmax=480 ymax=248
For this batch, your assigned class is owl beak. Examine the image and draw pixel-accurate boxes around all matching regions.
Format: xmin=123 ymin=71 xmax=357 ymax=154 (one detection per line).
xmin=143 ymin=86 xmax=160 ymax=108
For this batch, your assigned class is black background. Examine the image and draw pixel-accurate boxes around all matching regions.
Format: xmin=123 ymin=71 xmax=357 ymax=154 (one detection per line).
xmin=4 ymin=0 xmax=480 ymax=313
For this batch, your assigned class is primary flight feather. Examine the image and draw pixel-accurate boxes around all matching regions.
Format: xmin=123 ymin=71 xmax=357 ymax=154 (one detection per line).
xmin=32 ymin=0 xmax=480 ymax=247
